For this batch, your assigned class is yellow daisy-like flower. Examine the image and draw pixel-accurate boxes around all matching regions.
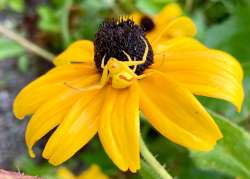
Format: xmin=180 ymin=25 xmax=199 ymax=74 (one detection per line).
xmin=57 ymin=165 xmax=109 ymax=179
xmin=130 ymin=3 xmax=196 ymax=43
xmin=13 ymin=18 xmax=244 ymax=173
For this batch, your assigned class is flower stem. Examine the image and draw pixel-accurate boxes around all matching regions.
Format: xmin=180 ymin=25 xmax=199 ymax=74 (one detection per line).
xmin=61 ymin=0 xmax=73 ymax=46
xmin=0 ymin=24 xmax=55 ymax=61
xmin=140 ymin=136 xmax=173 ymax=179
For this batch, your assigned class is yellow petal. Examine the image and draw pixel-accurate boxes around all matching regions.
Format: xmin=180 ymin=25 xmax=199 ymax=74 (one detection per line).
xmin=53 ymin=40 xmax=94 ymax=66
xmin=42 ymin=88 xmax=103 ymax=165
xmin=13 ymin=64 xmax=97 ymax=119
xmin=25 ymin=89 xmax=84 ymax=158
xmin=154 ymin=3 xmax=182 ymax=26
xmin=153 ymin=37 xmax=207 ymax=56
xmin=129 ymin=12 xmax=143 ymax=25
xmin=14 ymin=83 xmax=66 ymax=120
xmin=78 ymin=165 xmax=109 ymax=179
xmin=98 ymin=84 xmax=140 ymax=172
xmin=154 ymin=47 xmax=244 ymax=111
xmin=57 ymin=167 xmax=76 ymax=179
xmin=139 ymin=70 xmax=223 ymax=151
xmin=124 ymin=83 xmax=140 ymax=172
xmin=149 ymin=17 xmax=197 ymax=45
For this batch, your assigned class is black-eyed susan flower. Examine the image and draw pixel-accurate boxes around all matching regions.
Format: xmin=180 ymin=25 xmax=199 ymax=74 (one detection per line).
xmin=57 ymin=165 xmax=108 ymax=179
xmin=13 ymin=18 xmax=244 ymax=173
xmin=130 ymin=3 xmax=196 ymax=43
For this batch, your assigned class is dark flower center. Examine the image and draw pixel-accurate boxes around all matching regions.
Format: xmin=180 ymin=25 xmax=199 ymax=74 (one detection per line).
xmin=94 ymin=18 xmax=154 ymax=75
xmin=140 ymin=16 xmax=155 ymax=33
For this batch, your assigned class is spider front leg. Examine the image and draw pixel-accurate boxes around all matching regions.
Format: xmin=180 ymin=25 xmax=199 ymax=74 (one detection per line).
xmin=134 ymin=74 xmax=146 ymax=80
xmin=101 ymin=54 xmax=106 ymax=69
xmin=123 ymin=51 xmax=137 ymax=72
xmin=140 ymin=36 xmax=149 ymax=65
xmin=100 ymin=55 xmax=110 ymax=86
xmin=100 ymin=66 xmax=110 ymax=86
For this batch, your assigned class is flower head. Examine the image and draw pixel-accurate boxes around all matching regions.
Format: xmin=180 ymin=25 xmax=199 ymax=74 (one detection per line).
xmin=13 ymin=18 xmax=244 ymax=173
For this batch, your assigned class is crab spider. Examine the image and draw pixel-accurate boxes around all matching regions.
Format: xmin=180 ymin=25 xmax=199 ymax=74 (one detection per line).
xmin=100 ymin=36 xmax=148 ymax=89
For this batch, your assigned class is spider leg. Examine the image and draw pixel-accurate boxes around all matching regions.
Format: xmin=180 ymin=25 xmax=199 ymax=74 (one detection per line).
xmin=123 ymin=50 xmax=133 ymax=62
xmin=122 ymin=60 xmax=145 ymax=66
xmin=123 ymin=50 xmax=137 ymax=72
xmin=140 ymin=36 xmax=149 ymax=64
xmin=134 ymin=74 xmax=146 ymax=80
xmin=132 ymin=57 xmax=137 ymax=72
xmin=100 ymin=65 xmax=109 ymax=86
xmin=101 ymin=54 xmax=106 ymax=69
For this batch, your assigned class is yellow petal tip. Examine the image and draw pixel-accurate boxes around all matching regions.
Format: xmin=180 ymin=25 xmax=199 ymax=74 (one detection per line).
xmin=48 ymin=159 xmax=61 ymax=166
xmin=129 ymin=167 xmax=140 ymax=173
xmin=28 ymin=148 xmax=36 ymax=158
xmin=15 ymin=114 xmax=25 ymax=120
xmin=13 ymin=103 xmax=25 ymax=120
xmin=42 ymin=150 xmax=50 ymax=160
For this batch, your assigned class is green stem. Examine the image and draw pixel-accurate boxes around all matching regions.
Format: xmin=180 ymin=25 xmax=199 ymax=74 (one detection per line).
xmin=140 ymin=136 xmax=173 ymax=179
xmin=140 ymin=159 xmax=160 ymax=179
xmin=0 ymin=24 xmax=55 ymax=61
xmin=61 ymin=0 xmax=73 ymax=46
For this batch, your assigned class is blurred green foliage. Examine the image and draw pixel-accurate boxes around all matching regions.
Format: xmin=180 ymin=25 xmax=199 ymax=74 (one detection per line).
xmin=136 ymin=0 xmax=174 ymax=14
xmin=0 ymin=0 xmax=24 ymax=12
xmin=38 ymin=5 xmax=61 ymax=33
xmin=204 ymin=7 xmax=250 ymax=63
xmin=0 ymin=37 xmax=24 ymax=60
xmin=191 ymin=111 xmax=250 ymax=179
xmin=15 ymin=156 xmax=57 ymax=179
xmin=1 ymin=0 xmax=250 ymax=178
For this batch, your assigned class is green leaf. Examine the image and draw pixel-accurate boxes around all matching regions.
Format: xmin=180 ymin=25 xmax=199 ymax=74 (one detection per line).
xmin=18 ymin=55 xmax=29 ymax=72
xmin=9 ymin=0 xmax=24 ymax=12
xmin=81 ymin=0 xmax=115 ymax=11
xmin=37 ymin=5 xmax=60 ymax=33
xmin=191 ymin=111 xmax=250 ymax=179
xmin=0 ymin=38 xmax=24 ymax=60
xmin=136 ymin=0 xmax=174 ymax=15
xmin=0 ymin=0 xmax=24 ymax=12
xmin=204 ymin=6 xmax=250 ymax=64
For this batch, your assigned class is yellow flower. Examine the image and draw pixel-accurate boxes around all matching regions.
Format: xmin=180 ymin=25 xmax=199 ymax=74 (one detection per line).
xmin=130 ymin=3 xmax=196 ymax=43
xmin=13 ymin=18 xmax=244 ymax=173
xmin=57 ymin=165 xmax=109 ymax=179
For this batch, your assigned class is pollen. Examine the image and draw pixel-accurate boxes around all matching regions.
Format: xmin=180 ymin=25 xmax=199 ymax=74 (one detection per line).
xmin=94 ymin=18 xmax=154 ymax=75
xmin=140 ymin=16 xmax=155 ymax=32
